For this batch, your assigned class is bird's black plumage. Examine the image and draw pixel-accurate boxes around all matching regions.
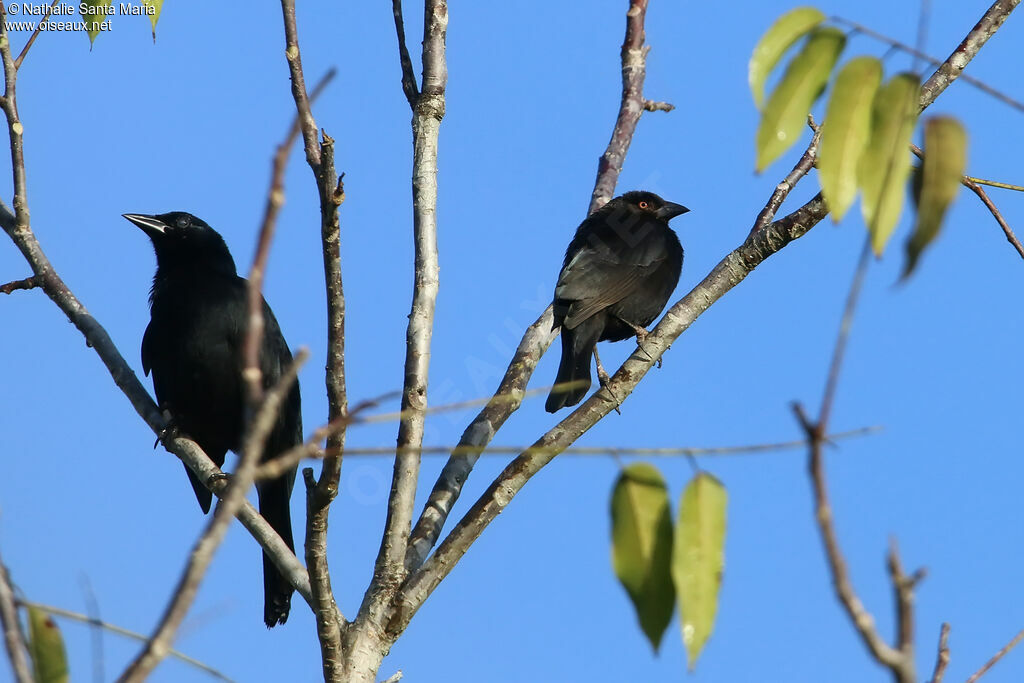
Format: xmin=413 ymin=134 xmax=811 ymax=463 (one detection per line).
xmin=545 ymin=191 xmax=689 ymax=413
xmin=127 ymin=211 xmax=300 ymax=627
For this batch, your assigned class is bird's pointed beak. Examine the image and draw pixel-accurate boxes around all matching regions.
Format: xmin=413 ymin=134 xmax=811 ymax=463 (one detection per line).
xmin=123 ymin=213 xmax=169 ymax=238
xmin=656 ymin=202 xmax=690 ymax=221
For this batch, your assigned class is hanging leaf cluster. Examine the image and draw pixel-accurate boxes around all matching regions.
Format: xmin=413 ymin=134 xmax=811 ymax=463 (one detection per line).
xmin=750 ymin=6 xmax=968 ymax=277
xmin=610 ymin=464 xmax=726 ymax=671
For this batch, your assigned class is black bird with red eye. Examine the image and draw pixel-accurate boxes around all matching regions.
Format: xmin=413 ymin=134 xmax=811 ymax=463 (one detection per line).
xmin=545 ymin=191 xmax=689 ymax=412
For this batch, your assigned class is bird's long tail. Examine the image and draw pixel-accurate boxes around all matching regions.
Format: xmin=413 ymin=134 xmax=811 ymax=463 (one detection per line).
xmin=256 ymin=475 xmax=295 ymax=628
xmin=545 ymin=319 xmax=600 ymax=413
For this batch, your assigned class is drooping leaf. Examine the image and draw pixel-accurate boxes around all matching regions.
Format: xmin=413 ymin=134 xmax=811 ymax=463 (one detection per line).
xmin=748 ymin=7 xmax=827 ymax=110
xmin=672 ymin=473 xmax=727 ymax=671
xmin=28 ymin=606 xmax=69 ymax=683
xmin=756 ymin=27 xmax=845 ymax=172
xmin=79 ymin=0 xmax=113 ymax=45
xmin=904 ymin=117 xmax=967 ymax=278
xmin=142 ymin=0 xmax=163 ymax=42
xmin=858 ymin=73 xmax=921 ymax=255
xmin=611 ymin=463 xmax=675 ymax=652
xmin=818 ymin=57 xmax=882 ymax=222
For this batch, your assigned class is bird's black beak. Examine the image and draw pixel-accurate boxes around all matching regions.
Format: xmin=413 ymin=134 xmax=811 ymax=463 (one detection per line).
xmin=123 ymin=213 xmax=169 ymax=239
xmin=656 ymin=202 xmax=690 ymax=221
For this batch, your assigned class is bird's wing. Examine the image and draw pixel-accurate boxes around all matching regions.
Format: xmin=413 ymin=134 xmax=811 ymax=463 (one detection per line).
xmin=556 ymin=249 xmax=665 ymax=329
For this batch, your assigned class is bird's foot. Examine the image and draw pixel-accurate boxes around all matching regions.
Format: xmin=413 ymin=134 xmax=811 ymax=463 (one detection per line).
xmin=207 ymin=471 xmax=232 ymax=492
xmin=154 ymin=412 xmax=180 ymax=449
xmin=593 ymin=347 xmax=622 ymax=415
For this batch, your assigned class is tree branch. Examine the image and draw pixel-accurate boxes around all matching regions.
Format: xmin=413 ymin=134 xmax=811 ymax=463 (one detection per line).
xmin=391 ymin=0 xmax=419 ymax=107
xmin=0 ymin=275 xmax=38 ymax=294
xmin=965 ymin=627 xmax=1024 ymax=683
xmin=365 ymin=0 xmax=447 ymax=633
xmin=589 ymin=0 xmax=671 ymax=214
xmin=277 ymin=1 xmax=349 ymax=678
xmin=918 ymin=0 xmax=1020 ymax=113
xmin=0 ymin=555 xmax=32 ymax=683
xmin=928 ymin=623 xmax=950 ymax=683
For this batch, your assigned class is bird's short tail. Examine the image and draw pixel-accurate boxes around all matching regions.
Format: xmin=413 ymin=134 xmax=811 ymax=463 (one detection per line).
xmin=545 ymin=324 xmax=596 ymax=413
xmin=257 ymin=476 xmax=295 ymax=627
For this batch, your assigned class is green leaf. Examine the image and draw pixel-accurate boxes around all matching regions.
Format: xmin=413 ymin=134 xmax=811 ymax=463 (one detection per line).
xmin=756 ymin=27 xmax=845 ymax=172
xmin=143 ymin=0 xmax=163 ymax=42
xmin=672 ymin=473 xmax=727 ymax=671
xmin=904 ymin=117 xmax=967 ymax=278
xmin=749 ymin=7 xmax=827 ymax=110
xmin=78 ymin=0 xmax=113 ymax=45
xmin=818 ymin=57 xmax=882 ymax=222
xmin=858 ymin=72 xmax=921 ymax=255
xmin=610 ymin=463 xmax=675 ymax=653
xmin=28 ymin=606 xmax=68 ymax=683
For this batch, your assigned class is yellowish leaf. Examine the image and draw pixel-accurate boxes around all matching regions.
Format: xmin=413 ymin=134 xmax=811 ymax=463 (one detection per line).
xmin=749 ymin=7 xmax=826 ymax=110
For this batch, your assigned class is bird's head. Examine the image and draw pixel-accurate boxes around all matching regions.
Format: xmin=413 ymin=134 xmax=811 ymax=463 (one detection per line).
xmin=616 ymin=190 xmax=689 ymax=222
xmin=124 ymin=211 xmax=236 ymax=276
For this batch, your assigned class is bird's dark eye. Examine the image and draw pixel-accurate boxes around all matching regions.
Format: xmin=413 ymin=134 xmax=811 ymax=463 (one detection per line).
xmin=176 ymin=216 xmax=190 ymax=229
xmin=638 ymin=201 xmax=649 ymax=209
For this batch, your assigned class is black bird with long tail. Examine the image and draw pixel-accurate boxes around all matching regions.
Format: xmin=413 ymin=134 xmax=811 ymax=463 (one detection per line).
xmin=545 ymin=191 xmax=689 ymax=412
xmin=126 ymin=211 xmax=300 ymax=627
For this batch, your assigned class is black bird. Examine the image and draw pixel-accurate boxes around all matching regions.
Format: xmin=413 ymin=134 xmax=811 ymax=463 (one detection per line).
xmin=545 ymin=191 xmax=689 ymax=413
xmin=126 ymin=211 xmax=300 ymax=627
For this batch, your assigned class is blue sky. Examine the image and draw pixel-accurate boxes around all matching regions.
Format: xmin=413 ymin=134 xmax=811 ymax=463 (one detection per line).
xmin=1 ymin=1 xmax=1023 ymax=681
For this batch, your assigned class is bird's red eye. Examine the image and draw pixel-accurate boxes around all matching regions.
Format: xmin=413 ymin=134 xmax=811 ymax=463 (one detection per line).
xmin=638 ymin=201 xmax=649 ymax=209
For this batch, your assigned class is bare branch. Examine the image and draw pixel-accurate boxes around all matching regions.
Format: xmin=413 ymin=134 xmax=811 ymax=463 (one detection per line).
xmin=276 ymin=1 xmax=349 ymax=676
xmin=0 ymin=555 xmax=32 ymax=683
xmin=929 ymin=623 xmax=950 ymax=683
xmin=243 ymin=68 xmax=337 ymax=406
xmin=367 ymin=0 xmax=447 ymax=629
xmin=965 ymin=627 xmax=1024 ymax=683
xmin=391 ymin=0 xmax=419 ymax=106
xmin=750 ymin=117 xmax=821 ymax=236
xmin=16 ymin=599 xmax=232 ymax=682
xmin=0 ymin=275 xmax=38 ymax=294
xmin=832 ymin=15 xmax=1024 ymax=114
xmin=964 ymin=179 xmax=1024 ymax=260
xmin=118 ymin=352 xmax=307 ymax=682
xmin=12 ymin=0 xmax=60 ymax=70
xmin=918 ymin=0 xmax=1020 ymax=112
xmin=589 ymin=0 xmax=671 ymax=213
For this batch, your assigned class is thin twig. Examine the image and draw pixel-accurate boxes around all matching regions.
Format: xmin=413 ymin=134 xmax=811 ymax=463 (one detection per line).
xmin=929 ymin=623 xmax=950 ymax=683
xmin=16 ymin=600 xmax=232 ymax=682
xmin=0 ymin=556 xmax=32 ymax=683
xmin=0 ymin=275 xmax=38 ymax=294
xmin=964 ymin=179 xmax=1024 ymax=260
xmin=964 ymin=176 xmax=1024 ymax=192
xmin=833 ymin=14 xmax=1024 ymax=114
xmin=964 ymin=627 xmax=1024 ymax=683
xmin=910 ymin=143 xmax=1024 ymax=261
xmin=749 ymin=116 xmax=821 ymax=235
xmin=589 ymin=0 xmax=670 ymax=213
xmin=118 ymin=352 xmax=307 ymax=683
xmin=12 ymin=0 xmax=60 ymax=70
xmin=391 ymin=0 xmax=419 ymax=106
xmin=243 ymin=68 xmax=337 ymax=407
